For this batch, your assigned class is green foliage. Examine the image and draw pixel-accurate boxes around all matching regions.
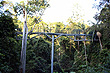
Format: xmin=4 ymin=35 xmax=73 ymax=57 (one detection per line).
xmin=26 ymin=37 xmax=51 ymax=73
xmin=0 ymin=14 xmax=21 ymax=73
xmin=60 ymin=54 xmax=72 ymax=70
xmin=14 ymin=0 xmax=49 ymax=16
xmin=0 ymin=14 xmax=16 ymax=38
xmin=94 ymin=3 xmax=110 ymax=49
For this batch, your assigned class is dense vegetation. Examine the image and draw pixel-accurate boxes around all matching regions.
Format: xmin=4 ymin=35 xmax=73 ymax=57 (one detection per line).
xmin=0 ymin=0 xmax=110 ymax=73
xmin=0 ymin=14 xmax=21 ymax=72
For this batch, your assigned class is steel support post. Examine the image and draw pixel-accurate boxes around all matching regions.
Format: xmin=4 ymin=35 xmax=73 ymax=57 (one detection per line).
xmin=51 ymin=35 xmax=54 ymax=73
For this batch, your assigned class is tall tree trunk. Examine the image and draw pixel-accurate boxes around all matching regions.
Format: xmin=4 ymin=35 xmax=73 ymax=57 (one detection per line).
xmin=99 ymin=37 xmax=102 ymax=50
xmin=69 ymin=39 xmax=71 ymax=53
xmin=78 ymin=38 xmax=79 ymax=51
xmin=97 ymin=32 xmax=102 ymax=50
xmin=20 ymin=0 xmax=28 ymax=73
xmin=84 ymin=41 xmax=87 ymax=65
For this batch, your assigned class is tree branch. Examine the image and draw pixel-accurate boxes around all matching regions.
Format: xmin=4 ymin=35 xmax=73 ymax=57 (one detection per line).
xmin=28 ymin=0 xmax=50 ymax=34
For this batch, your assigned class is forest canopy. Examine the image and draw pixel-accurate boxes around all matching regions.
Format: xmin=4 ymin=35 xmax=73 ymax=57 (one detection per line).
xmin=0 ymin=0 xmax=110 ymax=73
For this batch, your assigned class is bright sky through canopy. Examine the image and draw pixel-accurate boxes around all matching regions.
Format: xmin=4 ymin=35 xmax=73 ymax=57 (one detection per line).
xmin=7 ymin=0 xmax=100 ymax=25
xmin=42 ymin=0 xmax=99 ymax=25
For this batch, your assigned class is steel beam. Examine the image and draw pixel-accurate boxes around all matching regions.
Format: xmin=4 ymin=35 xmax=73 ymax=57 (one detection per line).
xmin=16 ymin=32 xmax=92 ymax=36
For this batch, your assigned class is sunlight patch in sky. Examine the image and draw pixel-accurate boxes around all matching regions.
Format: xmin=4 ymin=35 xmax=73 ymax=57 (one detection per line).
xmin=42 ymin=0 xmax=100 ymax=25
xmin=7 ymin=0 xmax=100 ymax=25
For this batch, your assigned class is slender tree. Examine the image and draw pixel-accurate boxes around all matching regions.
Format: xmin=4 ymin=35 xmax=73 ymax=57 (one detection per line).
xmin=97 ymin=31 xmax=102 ymax=50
